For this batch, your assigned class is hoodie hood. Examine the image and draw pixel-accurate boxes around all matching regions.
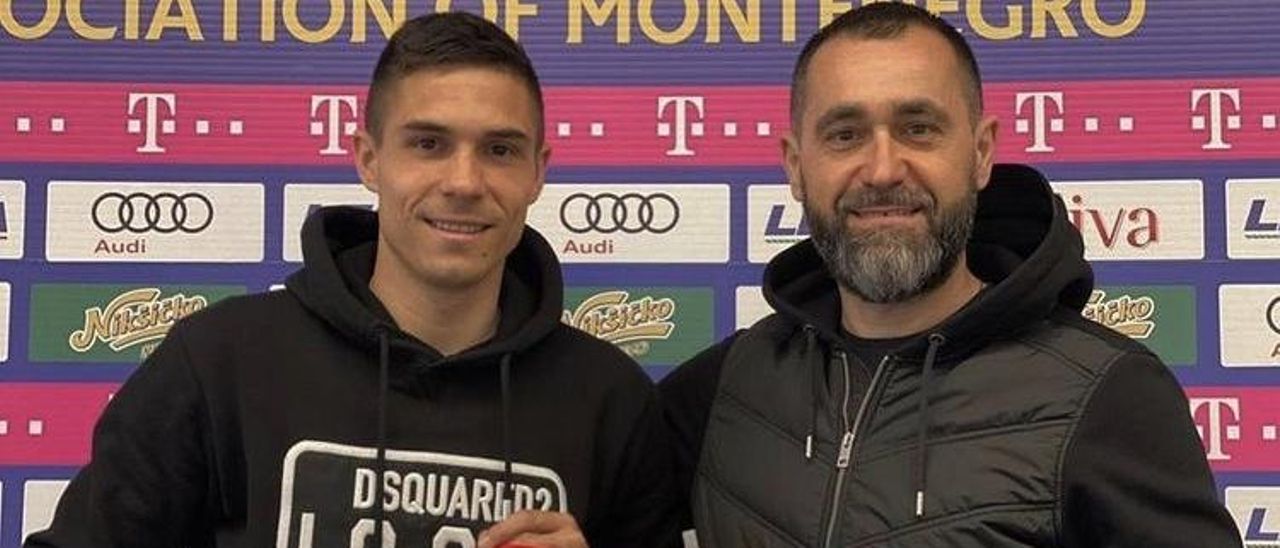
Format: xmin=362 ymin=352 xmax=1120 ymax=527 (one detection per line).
xmin=285 ymin=206 xmax=565 ymax=372
xmin=763 ymin=163 xmax=1093 ymax=361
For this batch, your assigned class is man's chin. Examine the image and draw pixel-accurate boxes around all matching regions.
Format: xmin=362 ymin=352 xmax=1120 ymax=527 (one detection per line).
xmin=414 ymin=262 xmax=495 ymax=291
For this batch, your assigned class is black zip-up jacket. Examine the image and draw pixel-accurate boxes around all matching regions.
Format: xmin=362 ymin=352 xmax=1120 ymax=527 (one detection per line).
xmin=661 ymin=165 xmax=1241 ymax=547
xmin=27 ymin=207 xmax=679 ymax=547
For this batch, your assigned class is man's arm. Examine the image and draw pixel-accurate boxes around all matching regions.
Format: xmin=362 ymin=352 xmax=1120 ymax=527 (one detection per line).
xmin=1059 ymin=351 xmax=1242 ymax=548
xmin=586 ymin=385 xmax=683 ymax=548
xmin=24 ymin=325 xmax=216 ymax=547
xmin=657 ymin=334 xmax=737 ymax=537
xmin=479 ymin=377 xmax=681 ymax=548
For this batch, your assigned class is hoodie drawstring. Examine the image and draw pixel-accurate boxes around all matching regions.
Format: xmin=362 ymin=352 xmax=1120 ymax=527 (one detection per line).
xmin=499 ymin=353 xmax=515 ymax=509
xmin=804 ymin=326 xmax=821 ymax=460
xmin=914 ymin=333 xmax=946 ymax=519
xmin=374 ymin=328 xmax=390 ymax=546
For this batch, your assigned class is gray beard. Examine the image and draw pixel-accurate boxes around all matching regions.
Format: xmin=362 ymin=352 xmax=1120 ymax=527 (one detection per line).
xmin=806 ymin=185 xmax=977 ymax=304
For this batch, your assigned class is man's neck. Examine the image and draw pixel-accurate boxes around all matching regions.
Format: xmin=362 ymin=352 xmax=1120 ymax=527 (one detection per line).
xmin=839 ymin=254 xmax=985 ymax=340
xmin=368 ymin=254 xmax=502 ymax=357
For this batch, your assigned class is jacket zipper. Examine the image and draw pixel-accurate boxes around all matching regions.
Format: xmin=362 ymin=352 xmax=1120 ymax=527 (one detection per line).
xmin=821 ymin=353 xmax=891 ymax=548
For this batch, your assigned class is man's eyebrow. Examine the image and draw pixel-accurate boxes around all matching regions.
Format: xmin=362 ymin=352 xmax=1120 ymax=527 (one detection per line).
xmin=484 ymin=128 xmax=533 ymax=143
xmin=813 ymin=104 xmax=868 ymax=133
xmin=895 ymin=99 xmax=950 ymax=120
xmin=398 ymin=120 xmax=451 ymax=135
xmin=397 ymin=121 xmax=532 ymax=143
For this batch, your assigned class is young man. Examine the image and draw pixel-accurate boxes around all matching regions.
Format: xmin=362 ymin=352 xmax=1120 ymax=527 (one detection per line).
xmin=28 ymin=12 xmax=677 ymax=548
xmin=661 ymin=4 xmax=1240 ymax=547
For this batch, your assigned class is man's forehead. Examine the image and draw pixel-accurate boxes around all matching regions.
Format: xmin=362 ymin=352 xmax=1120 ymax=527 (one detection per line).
xmin=385 ymin=67 xmax=539 ymax=131
xmin=801 ymin=32 xmax=968 ymax=118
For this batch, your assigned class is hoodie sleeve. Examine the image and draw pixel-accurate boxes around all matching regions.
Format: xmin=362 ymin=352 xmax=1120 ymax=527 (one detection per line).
xmin=657 ymin=334 xmax=737 ymax=535
xmin=1059 ymin=351 xmax=1242 ymax=548
xmin=24 ymin=325 xmax=216 ymax=548
xmin=582 ymin=384 xmax=684 ymax=548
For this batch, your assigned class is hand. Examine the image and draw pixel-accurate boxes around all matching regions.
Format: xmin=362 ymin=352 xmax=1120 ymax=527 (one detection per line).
xmin=477 ymin=510 xmax=588 ymax=548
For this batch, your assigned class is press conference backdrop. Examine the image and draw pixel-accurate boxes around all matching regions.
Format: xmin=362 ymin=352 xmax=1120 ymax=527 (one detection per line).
xmin=1 ymin=0 xmax=1278 ymax=545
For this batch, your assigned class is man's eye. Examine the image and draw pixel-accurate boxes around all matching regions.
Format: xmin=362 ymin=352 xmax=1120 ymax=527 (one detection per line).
xmin=413 ymin=137 xmax=439 ymax=150
xmin=823 ymin=129 xmax=861 ymax=149
xmin=905 ymin=123 xmax=939 ymax=137
xmin=825 ymin=129 xmax=856 ymax=142
xmin=490 ymin=143 xmax=517 ymax=157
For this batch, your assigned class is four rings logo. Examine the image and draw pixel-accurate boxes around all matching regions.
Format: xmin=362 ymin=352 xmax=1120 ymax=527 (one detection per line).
xmin=91 ymin=192 xmax=214 ymax=234
xmin=559 ymin=192 xmax=679 ymax=234
xmin=1269 ymin=297 xmax=1280 ymax=335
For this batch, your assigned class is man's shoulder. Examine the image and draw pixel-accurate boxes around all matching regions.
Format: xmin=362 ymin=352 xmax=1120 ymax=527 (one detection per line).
xmin=172 ymin=289 xmax=309 ymax=343
xmin=1014 ymin=306 xmax=1161 ymax=378
xmin=657 ymin=330 xmax=744 ymax=397
xmin=536 ymin=324 xmax=657 ymax=386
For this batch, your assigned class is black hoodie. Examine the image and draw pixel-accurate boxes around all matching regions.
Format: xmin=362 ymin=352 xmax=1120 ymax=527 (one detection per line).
xmin=27 ymin=207 xmax=680 ymax=547
xmin=661 ymin=165 xmax=1240 ymax=546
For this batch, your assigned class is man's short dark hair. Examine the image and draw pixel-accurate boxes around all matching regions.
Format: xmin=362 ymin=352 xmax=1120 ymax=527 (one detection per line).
xmin=789 ymin=3 xmax=983 ymax=131
xmin=365 ymin=11 xmax=544 ymax=143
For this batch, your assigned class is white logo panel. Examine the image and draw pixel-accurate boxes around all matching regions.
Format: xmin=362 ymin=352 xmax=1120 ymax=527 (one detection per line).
xmin=275 ymin=440 xmax=567 ymax=547
xmin=22 ymin=480 xmax=69 ymax=543
xmin=1219 ymin=285 xmax=1280 ymax=367
xmin=1227 ymin=179 xmax=1280 ymax=259
xmin=0 ymin=181 xmax=25 ymax=259
xmin=747 ymin=184 xmax=806 ymax=264
xmin=282 ymin=184 xmax=378 ymax=262
xmin=1050 ymin=180 xmax=1204 ymax=261
xmin=528 ymin=184 xmax=729 ymax=263
xmin=0 ymin=282 xmax=9 ymax=363
xmin=1225 ymin=486 xmax=1280 ymax=546
xmin=735 ymin=286 xmax=772 ymax=329
xmin=46 ymin=182 xmax=264 ymax=262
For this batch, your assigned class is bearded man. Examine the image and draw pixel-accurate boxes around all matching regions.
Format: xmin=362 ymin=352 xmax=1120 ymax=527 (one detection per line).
xmin=659 ymin=3 xmax=1240 ymax=547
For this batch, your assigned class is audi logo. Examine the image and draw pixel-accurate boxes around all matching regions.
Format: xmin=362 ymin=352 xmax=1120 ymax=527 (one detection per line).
xmin=1268 ymin=296 xmax=1280 ymax=335
xmin=91 ymin=192 xmax=214 ymax=234
xmin=559 ymin=192 xmax=680 ymax=234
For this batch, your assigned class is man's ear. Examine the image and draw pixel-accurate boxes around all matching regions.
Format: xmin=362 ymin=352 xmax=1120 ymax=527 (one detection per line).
xmin=782 ymin=134 xmax=804 ymax=202
xmin=973 ymin=114 xmax=998 ymax=190
xmin=353 ymin=129 xmax=380 ymax=193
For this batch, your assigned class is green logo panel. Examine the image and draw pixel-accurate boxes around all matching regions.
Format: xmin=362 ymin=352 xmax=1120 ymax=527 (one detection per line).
xmin=563 ymin=287 xmax=714 ymax=366
xmin=1083 ymin=285 xmax=1196 ymax=366
xmin=29 ymin=284 xmax=246 ymax=363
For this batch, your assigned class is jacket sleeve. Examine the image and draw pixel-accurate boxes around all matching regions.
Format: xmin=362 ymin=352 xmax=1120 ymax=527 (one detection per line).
xmin=657 ymin=334 xmax=737 ymax=537
xmin=24 ymin=325 xmax=216 ymax=548
xmin=1059 ymin=351 xmax=1242 ymax=548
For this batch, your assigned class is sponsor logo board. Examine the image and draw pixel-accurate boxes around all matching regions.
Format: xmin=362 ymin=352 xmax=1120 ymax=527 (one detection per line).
xmin=28 ymin=284 xmax=245 ymax=363
xmin=1227 ymin=179 xmax=1280 ymax=259
xmin=45 ymin=182 xmax=264 ymax=262
xmin=1220 ymin=285 xmax=1280 ymax=367
xmin=1082 ymin=286 xmax=1196 ymax=366
xmin=528 ymin=185 xmax=729 ymax=263
xmin=282 ymin=183 xmax=378 ymax=262
xmin=22 ymin=480 xmax=69 ymax=543
xmin=1051 ymin=180 xmax=1204 ymax=260
xmin=747 ymin=184 xmax=805 ymax=264
xmin=1226 ymin=487 xmax=1280 ymax=546
xmin=563 ymin=287 xmax=713 ymax=365
xmin=0 ymin=180 xmax=25 ymax=259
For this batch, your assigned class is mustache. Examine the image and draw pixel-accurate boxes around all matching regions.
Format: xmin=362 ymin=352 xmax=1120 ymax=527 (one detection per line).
xmin=836 ymin=186 xmax=935 ymax=213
